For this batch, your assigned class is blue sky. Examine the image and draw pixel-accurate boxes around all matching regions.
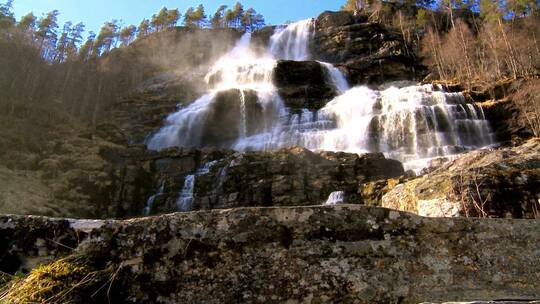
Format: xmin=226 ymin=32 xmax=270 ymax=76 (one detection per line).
xmin=12 ymin=1 xmax=343 ymax=38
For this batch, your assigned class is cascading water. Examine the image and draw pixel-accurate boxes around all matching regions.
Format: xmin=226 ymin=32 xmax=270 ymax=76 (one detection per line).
xmin=320 ymin=62 xmax=350 ymax=93
xmin=144 ymin=181 xmax=165 ymax=215
xmin=147 ymin=31 xmax=281 ymax=150
xmin=239 ymin=89 xmax=247 ymax=139
xmin=324 ymin=191 xmax=345 ymax=205
xmin=148 ymin=19 xmax=495 ymax=172
xmin=269 ymin=19 xmax=314 ymax=60
xmin=176 ymin=161 xmax=217 ymax=211
xmin=269 ymin=84 xmax=494 ymax=171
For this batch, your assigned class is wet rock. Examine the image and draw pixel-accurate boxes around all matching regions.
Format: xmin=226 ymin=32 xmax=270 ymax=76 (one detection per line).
xmin=250 ymin=25 xmax=276 ymax=54
xmin=200 ymin=89 xmax=261 ymax=147
xmin=1 ymin=205 xmax=540 ymax=303
xmin=382 ymin=139 xmax=540 ymax=218
xmin=143 ymin=147 xmax=405 ymax=214
xmin=311 ymin=11 xmax=424 ymax=85
xmin=273 ymin=60 xmax=338 ymax=110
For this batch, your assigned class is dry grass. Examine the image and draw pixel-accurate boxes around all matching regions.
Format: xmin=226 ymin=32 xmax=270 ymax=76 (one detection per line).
xmin=0 ymin=258 xmax=105 ymax=304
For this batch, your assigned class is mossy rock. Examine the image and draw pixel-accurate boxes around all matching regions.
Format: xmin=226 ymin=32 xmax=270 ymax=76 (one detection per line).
xmin=0 ymin=257 xmax=110 ymax=304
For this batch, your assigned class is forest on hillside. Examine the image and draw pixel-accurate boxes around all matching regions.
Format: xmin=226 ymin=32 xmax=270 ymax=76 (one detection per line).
xmin=0 ymin=1 xmax=264 ymax=124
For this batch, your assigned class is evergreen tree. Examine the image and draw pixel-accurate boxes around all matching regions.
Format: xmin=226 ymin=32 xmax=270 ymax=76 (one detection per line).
xmin=151 ymin=7 xmax=169 ymax=31
xmin=119 ymin=25 xmax=136 ymax=47
xmin=183 ymin=7 xmax=196 ymax=28
xmin=36 ymin=10 xmax=60 ymax=57
xmin=78 ymin=31 xmax=95 ymax=61
xmin=17 ymin=12 xmax=36 ymax=40
xmin=0 ymin=0 xmax=15 ymax=30
xmin=66 ymin=22 xmax=84 ymax=60
xmin=241 ymin=8 xmax=264 ymax=31
xmin=94 ymin=20 xmax=118 ymax=55
xmin=211 ymin=5 xmax=227 ymax=28
xmin=137 ymin=19 xmax=150 ymax=38
xmin=224 ymin=9 xmax=236 ymax=28
xmin=166 ymin=9 xmax=181 ymax=28
xmin=232 ymin=2 xmax=244 ymax=27
xmin=192 ymin=4 xmax=207 ymax=28
xmin=55 ymin=21 xmax=72 ymax=63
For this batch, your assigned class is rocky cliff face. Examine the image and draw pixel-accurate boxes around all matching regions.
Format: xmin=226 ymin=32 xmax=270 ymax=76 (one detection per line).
xmin=311 ymin=11 xmax=424 ymax=85
xmin=1 ymin=206 xmax=539 ymax=303
xmin=382 ymin=138 xmax=540 ymax=218
xmin=128 ymin=147 xmax=404 ymax=215
xmin=273 ymin=60 xmax=338 ymax=110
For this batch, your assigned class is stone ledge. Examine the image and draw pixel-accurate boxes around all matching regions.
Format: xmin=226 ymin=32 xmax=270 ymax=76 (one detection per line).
xmin=1 ymin=205 xmax=540 ymax=303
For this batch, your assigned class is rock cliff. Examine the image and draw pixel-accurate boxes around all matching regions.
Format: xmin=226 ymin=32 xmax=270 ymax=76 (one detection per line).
xmin=382 ymin=138 xmax=540 ymax=218
xmin=311 ymin=11 xmax=424 ymax=85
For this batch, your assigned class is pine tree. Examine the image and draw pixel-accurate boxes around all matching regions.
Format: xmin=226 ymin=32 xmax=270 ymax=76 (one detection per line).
xmin=211 ymin=5 xmax=227 ymax=28
xmin=55 ymin=21 xmax=72 ymax=63
xmin=166 ymin=9 xmax=181 ymax=28
xmin=151 ymin=7 xmax=168 ymax=31
xmin=192 ymin=4 xmax=207 ymax=28
xmin=17 ymin=12 xmax=36 ymax=42
xmin=183 ymin=7 xmax=196 ymax=28
xmin=224 ymin=9 xmax=236 ymax=28
xmin=67 ymin=22 xmax=84 ymax=60
xmin=241 ymin=8 xmax=264 ymax=31
xmin=94 ymin=20 xmax=118 ymax=55
xmin=78 ymin=32 xmax=95 ymax=61
xmin=137 ymin=19 xmax=150 ymax=38
xmin=119 ymin=25 xmax=136 ymax=47
xmin=232 ymin=2 xmax=244 ymax=28
xmin=0 ymin=0 xmax=15 ymax=30
xmin=36 ymin=10 xmax=60 ymax=58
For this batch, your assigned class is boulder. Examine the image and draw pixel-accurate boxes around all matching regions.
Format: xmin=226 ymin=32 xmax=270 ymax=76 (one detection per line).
xmin=382 ymin=139 xmax=540 ymax=218
xmin=273 ymin=60 xmax=338 ymax=110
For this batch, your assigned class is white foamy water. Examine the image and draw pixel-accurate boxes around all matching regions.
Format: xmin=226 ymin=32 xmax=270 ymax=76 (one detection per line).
xmin=269 ymin=19 xmax=314 ymax=60
xmin=320 ymin=62 xmax=350 ymax=93
xmin=148 ymin=19 xmax=495 ymax=172
xmin=324 ymin=191 xmax=345 ymax=205
xmin=144 ymin=181 xmax=165 ymax=215
xmin=176 ymin=161 xmax=217 ymax=211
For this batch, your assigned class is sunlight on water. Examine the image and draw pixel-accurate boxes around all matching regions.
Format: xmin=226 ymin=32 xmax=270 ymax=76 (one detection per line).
xmin=148 ymin=20 xmax=495 ymax=172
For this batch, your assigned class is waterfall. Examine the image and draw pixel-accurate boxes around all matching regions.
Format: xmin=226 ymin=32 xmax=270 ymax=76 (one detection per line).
xmin=324 ymin=191 xmax=345 ymax=205
xmin=229 ymin=84 xmax=494 ymax=171
xmin=148 ymin=19 xmax=495 ymax=172
xmin=320 ymin=62 xmax=350 ymax=93
xmin=143 ymin=181 xmax=165 ymax=215
xmin=239 ymin=90 xmax=247 ymax=139
xmin=269 ymin=19 xmax=314 ymax=60
xmin=148 ymin=93 xmax=215 ymax=149
xmin=176 ymin=161 xmax=217 ymax=212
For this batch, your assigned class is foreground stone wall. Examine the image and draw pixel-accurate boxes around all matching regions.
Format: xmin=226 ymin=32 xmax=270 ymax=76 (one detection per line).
xmin=1 ymin=206 xmax=539 ymax=303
